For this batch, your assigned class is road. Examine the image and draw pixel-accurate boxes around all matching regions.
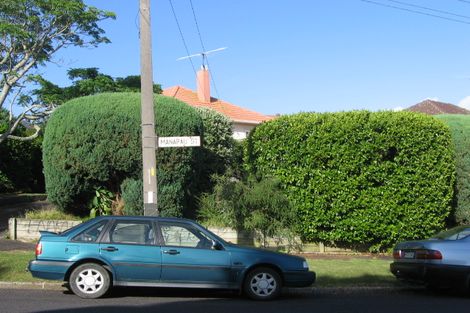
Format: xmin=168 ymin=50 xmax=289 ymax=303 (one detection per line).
xmin=1 ymin=287 xmax=469 ymax=313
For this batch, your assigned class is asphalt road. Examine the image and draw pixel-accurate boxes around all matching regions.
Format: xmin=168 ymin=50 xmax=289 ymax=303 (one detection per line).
xmin=1 ymin=287 xmax=469 ymax=313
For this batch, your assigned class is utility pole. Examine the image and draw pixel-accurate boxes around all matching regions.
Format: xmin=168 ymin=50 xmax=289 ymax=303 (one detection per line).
xmin=139 ymin=0 xmax=158 ymax=216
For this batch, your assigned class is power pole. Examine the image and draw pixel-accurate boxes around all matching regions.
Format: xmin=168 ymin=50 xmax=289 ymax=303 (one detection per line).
xmin=139 ymin=0 xmax=158 ymax=216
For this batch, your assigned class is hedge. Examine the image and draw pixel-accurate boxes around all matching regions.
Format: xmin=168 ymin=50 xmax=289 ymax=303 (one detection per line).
xmin=436 ymin=114 xmax=470 ymax=224
xmin=43 ymin=92 xmax=203 ymax=217
xmin=246 ymin=111 xmax=455 ymax=251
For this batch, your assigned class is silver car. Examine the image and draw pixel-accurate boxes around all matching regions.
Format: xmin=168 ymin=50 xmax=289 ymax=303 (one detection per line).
xmin=390 ymin=225 xmax=470 ymax=290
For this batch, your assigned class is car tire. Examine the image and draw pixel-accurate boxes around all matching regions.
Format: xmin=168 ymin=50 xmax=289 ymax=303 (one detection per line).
xmin=243 ymin=267 xmax=282 ymax=301
xmin=69 ymin=263 xmax=111 ymax=299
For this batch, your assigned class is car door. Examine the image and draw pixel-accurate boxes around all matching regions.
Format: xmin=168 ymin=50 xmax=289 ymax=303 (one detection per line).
xmin=158 ymin=221 xmax=233 ymax=288
xmin=99 ymin=219 xmax=162 ymax=282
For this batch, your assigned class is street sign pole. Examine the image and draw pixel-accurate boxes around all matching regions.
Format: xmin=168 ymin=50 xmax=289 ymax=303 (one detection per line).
xmin=140 ymin=0 xmax=158 ymax=216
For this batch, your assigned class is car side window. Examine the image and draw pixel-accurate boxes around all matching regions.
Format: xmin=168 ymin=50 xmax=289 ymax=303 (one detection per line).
xmin=72 ymin=220 xmax=107 ymax=242
xmin=159 ymin=222 xmax=212 ymax=249
xmin=109 ymin=221 xmax=154 ymax=245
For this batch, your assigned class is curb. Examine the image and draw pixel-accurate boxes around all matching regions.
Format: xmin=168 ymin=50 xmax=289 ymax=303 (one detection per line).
xmin=0 ymin=281 xmax=63 ymax=290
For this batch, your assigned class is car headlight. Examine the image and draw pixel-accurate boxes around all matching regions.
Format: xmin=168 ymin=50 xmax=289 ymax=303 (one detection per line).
xmin=302 ymin=260 xmax=309 ymax=269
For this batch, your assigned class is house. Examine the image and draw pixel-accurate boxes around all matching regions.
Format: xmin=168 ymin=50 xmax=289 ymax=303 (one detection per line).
xmin=406 ymin=99 xmax=470 ymax=115
xmin=163 ymin=67 xmax=273 ymax=140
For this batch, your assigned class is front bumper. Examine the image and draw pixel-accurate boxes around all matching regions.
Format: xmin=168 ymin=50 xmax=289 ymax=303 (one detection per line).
xmin=283 ymin=270 xmax=316 ymax=287
xmin=28 ymin=260 xmax=73 ymax=281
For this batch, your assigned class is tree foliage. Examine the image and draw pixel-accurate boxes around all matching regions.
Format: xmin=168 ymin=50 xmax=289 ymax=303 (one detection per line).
xmin=436 ymin=115 xmax=470 ymax=225
xmin=43 ymin=93 xmax=203 ymax=217
xmin=25 ymin=68 xmax=162 ymax=107
xmin=0 ymin=108 xmax=43 ymax=192
xmin=246 ymin=111 xmax=455 ymax=251
xmin=0 ymin=0 xmax=115 ymax=143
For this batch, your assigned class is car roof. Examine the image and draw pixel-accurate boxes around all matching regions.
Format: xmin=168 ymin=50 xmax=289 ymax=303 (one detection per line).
xmin=92 ymin=215 xmax=195 ymax=223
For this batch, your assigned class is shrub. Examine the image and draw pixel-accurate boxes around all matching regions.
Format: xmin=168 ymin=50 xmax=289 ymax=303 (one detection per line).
xmin=436 ymin=115 xmax=470 ymax=224
xmin=43 ymin=92 xmax=203 ymax=217
xmin=121 ymin=178 xmax=143 ymax=216
xmin=195 ymin=108 xmax=236 ymax=193
xmin=246 ymin=111 xmax=455 ymax=251
xmin=198 ymin=174 xmax=297 ymax=248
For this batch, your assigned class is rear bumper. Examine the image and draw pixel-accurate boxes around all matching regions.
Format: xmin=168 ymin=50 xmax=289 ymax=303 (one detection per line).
xmin=28 ymin=260 xmax=73 ymax=281
xmin=390 ymin=262 xmax=470 ymax=286
xmin=283 ymin=270 xmax=316 ymax=287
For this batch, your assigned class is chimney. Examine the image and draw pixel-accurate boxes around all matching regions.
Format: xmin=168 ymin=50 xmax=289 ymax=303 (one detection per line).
xmin=197 ymin=66 xmax=211 ymax=103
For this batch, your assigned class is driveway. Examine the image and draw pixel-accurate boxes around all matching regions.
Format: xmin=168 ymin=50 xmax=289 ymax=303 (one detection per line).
xmin=0 ymin=194 xmax=50 ymax=250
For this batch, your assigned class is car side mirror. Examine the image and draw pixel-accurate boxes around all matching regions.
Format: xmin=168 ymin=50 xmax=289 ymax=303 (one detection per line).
xmin=212 ymin=240 xmax=223 ymax=250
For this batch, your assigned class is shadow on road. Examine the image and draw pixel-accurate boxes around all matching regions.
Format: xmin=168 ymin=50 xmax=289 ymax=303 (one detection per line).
xmin=33 ymin=286 xmax=470 ymax=313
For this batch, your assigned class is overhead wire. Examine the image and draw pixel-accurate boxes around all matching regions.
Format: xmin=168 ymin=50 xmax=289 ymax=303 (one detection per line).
xmin=168 ymin=0 xmax=197 ymax=77
xmin=386 ymin=0 xmax=470 ymax=20
xmin=360 ymin=0 xmax=470 ymax=25
xmin=189 ymin=0 xmax=221 ymax=100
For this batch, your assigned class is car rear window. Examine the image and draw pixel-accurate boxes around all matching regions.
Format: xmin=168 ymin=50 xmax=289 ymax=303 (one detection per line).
xmin=432 ymin=226 xmax=470 ymax=240
xmin=72 ymin=220 xmax=108 ymax=242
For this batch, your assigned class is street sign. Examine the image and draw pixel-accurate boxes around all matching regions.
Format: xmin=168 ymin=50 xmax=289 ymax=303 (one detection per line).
xmin=157 ymin=136 xmax=201 ymax=148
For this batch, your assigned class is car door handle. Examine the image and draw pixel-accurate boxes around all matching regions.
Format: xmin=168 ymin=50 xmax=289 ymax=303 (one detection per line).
xmin=101 ymin=246 xmax=119 ymax=252
xmin=163 ymin=249 xmax=180 ymax=255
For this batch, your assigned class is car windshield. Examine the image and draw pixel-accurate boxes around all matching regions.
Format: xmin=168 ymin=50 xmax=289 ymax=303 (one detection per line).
xmin=431 ymin=225 xmax=470 ymax=240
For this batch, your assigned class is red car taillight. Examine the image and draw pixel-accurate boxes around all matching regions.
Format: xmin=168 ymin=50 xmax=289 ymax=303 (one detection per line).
xmin=393 ymin=249 xmax=442 ymax=260
xmin=35 ymin=242 xmax=42 ymax=256
xmin=415 ymin=249 xmax=442 ymax=260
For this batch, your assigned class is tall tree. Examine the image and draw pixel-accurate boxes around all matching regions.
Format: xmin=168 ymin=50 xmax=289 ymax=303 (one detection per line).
xmin=0 ymin=0 xmax=115 ymax=144
xmin=27 ymin=68 xmax=162 ymax=105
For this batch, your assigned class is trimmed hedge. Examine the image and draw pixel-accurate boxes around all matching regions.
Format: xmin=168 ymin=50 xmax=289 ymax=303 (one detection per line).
xmin=436 ymin=115 xmax=470 ymax=224
xmin=246 ymin=111 xmax=455 ymax=251
xmin=43 ymin=92 xmax=203 ymax=216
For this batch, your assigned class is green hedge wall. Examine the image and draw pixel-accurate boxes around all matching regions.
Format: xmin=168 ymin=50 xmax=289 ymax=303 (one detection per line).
xmin=43 ymin=92 xmax=203 ymax=216
xmin=246 ymin=111 xmax=455 ymax=251
xmin=436 ymin=114 xmax=470 ymax=224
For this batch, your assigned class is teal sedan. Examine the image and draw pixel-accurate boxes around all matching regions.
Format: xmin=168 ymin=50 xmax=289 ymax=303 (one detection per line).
xmin=28 ymin=216 xmax=315 ymax=300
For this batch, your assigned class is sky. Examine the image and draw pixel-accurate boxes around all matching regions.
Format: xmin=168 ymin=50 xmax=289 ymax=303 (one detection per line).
xmin=40 ymin=0 xmax=470 ymax=116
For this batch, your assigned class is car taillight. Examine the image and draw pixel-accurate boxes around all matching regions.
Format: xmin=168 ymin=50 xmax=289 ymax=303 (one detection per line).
xmin=35 ymin=242 xmax=42 ymax=256
xmin=416 ymin=249 xmax=442 ymax=260
xmin=393 ymin=249 xmax=442 ymax=260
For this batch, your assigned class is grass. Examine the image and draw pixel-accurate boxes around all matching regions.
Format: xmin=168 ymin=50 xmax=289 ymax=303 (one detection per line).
xmin=23 ymin=208 xmax=82 ymax=221
xmin=0 ymin=251 xmax=397 ymax=287
xmin=308 ymin=257 xmax=397 ymax=287
xmin=0 ymin=251 xmax=43 ymax=282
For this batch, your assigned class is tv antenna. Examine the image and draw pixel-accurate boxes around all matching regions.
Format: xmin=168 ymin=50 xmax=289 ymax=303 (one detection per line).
xmin=177 ymin=47 xmax=227 ymax=69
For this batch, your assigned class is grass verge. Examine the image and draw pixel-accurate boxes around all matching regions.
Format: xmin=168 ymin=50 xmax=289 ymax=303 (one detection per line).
xmin=308 ymin=258 xmax=397 ymax=287
xmin=0 ymin=251 xmax=397 ymax=287
xmin=0 ymin=251 xmax=43 ymax=282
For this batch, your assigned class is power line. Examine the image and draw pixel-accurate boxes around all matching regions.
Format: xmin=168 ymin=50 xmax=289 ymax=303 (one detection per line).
xmin=188 ymin=0 xmax=221 ymax=100
xmin=168 ymin=0 xmax=197 ymax=76
xmin=360 ymin=0 xmax=470 ymax=25
xmin=386 ymin=0 xmax=470 ymax=20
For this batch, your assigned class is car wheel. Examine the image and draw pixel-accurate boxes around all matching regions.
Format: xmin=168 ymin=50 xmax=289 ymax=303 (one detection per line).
xmin=243 ymin=267 xmax=282 ymax=300
xmin=69 ymin=263 xmax=110 ymax=299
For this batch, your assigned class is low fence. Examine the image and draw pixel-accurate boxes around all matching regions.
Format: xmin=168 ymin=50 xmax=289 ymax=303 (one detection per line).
xmin=8 ymin=218 xmax=81 ymax=241
xmin=8 ymin=218 xmax=352 ymax=253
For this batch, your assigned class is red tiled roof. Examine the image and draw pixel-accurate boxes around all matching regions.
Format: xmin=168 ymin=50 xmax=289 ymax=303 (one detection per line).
xmin=162 ymin=86 xmax=274 ymax=124
xmin=406 ymin=99 xmax=470 ymax=115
